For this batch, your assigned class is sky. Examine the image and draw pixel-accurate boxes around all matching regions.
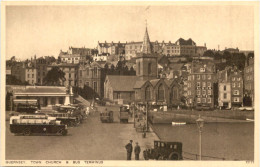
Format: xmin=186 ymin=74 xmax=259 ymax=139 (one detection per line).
xmin=6 ymin=4 xmax=254 ymax=60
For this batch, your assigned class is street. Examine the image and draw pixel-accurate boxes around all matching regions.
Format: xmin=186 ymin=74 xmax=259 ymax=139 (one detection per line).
xmin=6 ymin=105 xmax=158 ymax=160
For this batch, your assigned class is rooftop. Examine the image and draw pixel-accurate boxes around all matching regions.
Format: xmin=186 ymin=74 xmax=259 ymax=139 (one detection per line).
xmin=106 ymin=75 xmax=138 ymax=92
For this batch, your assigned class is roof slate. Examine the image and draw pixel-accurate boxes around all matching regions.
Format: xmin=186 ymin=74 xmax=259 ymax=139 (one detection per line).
xmin=107 ymin=75 xmax=138 ymax=92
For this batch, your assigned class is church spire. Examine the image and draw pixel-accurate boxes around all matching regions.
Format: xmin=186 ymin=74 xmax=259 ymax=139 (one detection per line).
xmin=141 ymin=20 xmax=152 ymax=54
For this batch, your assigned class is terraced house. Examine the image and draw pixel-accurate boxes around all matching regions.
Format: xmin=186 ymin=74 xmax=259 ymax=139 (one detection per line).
xmin=187 ymin=59 xmax=216 ymax=109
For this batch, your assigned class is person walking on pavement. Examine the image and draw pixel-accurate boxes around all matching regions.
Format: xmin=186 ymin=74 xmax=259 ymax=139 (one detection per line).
xmin=125 ymin=140 xmax=133 ymax=160
xmin=134 ymin=142 xmax=141 ymax=160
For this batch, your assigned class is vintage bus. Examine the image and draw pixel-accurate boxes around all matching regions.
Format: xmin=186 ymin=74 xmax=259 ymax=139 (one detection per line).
xmin=9 ymin=114 xmax=68 ymax=136
xmin=35 ymin=110 xmax=78 ymax=127
xmin=13 ymin=99 xmax=39 ymax=113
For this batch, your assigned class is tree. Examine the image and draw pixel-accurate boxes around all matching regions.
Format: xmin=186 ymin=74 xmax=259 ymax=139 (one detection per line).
xmin=203 ymin=50 xmax=214 ymax=57
xmin=43 ymin=66 xmax=66 ymax=86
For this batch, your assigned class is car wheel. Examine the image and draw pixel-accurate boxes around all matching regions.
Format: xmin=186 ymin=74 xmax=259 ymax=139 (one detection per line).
xmin=23 ymin=128 xmax=31 ymax=136
xmin=59 ymin=129 xmax=67 ymax=136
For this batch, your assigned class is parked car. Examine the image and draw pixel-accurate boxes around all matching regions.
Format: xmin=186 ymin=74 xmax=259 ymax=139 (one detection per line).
xmin=143 ymin=140 xmax=183 ymax=160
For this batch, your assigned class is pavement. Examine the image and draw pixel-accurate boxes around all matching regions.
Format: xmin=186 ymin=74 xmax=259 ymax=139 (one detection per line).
xmin=5 ymin=105 xmax=159 ymax=160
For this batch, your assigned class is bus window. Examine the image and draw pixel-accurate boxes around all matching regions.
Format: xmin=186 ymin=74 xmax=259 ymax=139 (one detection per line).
xmin=161 ymin=142 xmax=165 ymax=148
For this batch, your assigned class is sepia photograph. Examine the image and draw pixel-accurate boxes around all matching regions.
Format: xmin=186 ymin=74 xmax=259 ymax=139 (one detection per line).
xmin=1 ymin=1 xmax=259 ymax=166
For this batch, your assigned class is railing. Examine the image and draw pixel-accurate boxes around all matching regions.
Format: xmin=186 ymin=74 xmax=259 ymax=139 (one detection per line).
xmin=182 ymin=151 xmax=238 ymax=160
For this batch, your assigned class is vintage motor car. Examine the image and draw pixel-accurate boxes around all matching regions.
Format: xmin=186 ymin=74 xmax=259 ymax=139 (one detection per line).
xmin=9 ymin=114 xmax=68 ymax=136
xmin=143 ymin=140 xmax=183 ymax=160
xmin=119 ymin=106 xmax=129 ymax=123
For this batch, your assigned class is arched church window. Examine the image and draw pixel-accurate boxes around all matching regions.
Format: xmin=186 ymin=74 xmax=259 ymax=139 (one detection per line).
xmin=145 ymin=86 xmax=151 ymax=101
xmin=158 ymin=84 xmax=165 ymax=101
xmin=138 ymin=62 xmax=141 ymax=75
xmin=148 ymin=63 xmax=152 ymax=75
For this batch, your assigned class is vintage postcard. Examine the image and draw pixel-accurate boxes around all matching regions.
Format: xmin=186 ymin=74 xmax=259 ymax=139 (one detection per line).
xmin=1 ymin=1 xmax=259 ymax=167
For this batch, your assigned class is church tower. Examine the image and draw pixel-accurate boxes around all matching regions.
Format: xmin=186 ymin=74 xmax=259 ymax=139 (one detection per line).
xmin=136 ymin=24 xmax=158 ymax=81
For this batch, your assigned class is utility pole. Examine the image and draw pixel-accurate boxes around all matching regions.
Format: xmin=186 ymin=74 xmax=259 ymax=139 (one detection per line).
xmin=146 ymin=102 xmax=148 ymax=132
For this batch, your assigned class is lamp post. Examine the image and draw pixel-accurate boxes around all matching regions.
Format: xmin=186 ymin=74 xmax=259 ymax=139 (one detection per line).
xmin=196 ymin=115 xmax=204 ymax=160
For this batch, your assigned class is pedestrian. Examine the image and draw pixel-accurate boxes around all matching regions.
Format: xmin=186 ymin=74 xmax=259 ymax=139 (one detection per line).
xmin=134 ymin=142 xmax=141 ymax=160
xmin=125 ymin=140 xmax=133 ymax=160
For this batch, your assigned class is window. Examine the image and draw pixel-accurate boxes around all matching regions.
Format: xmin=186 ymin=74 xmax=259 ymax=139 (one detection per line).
xmin=202 ymin=82 xmax=206 ymax=88
xmin=202 ymin=98 xmax=206 ymax=103
xmin=207 ymin=82 xmax=211 ymax=87
xmin=28 ymin=74 xmax=30 ymax=78
xmin=232 ymin=77 xmax=235 ymax=81
xmin=234 ymin=90 xmax=239 ymax=95
xmin=172 ymin=87 xmax=178 ymax=99
xmin=197 ymin=75 xmax=200 ymax=80
xmin=86 ymin=82 xmax=89 ymax=87
xmin=237 ymin=77 xmax=241 ymax=81
xmin=234 ymin=97 xmax=239 ymax=102
xmin=208 ymin=90 xmax=212 ymax=95
xmin=202 ymin=75 xmax=206 ymax=80
xmin=197 ymin=98 xmax=201 ymax=103
xmin=207 ymin=75 xmax=211 ymax=80
xmin=148 ymin=63 xmax=152 ymax=75
xmin=69 ymin=74 xmax=71 ymax=78
xmin=188 ymin=83 xmax=191 ymax=88
xmin=38 ymin=78 xmax=41 ymax=83
xmin=188 ymin=76 xmax=191 ymax=81
xmin=32 ymin=80 xmax=34 ymax=84
xmin=202 ymin=90 xmax=206 ymax=96
xmin=224 ymin=93 xmax=227 ymax=99
xmin=117 ymin=93 xmax=121 ymax=99
xmin=224 ymin=85 xmax=226 ymax=91
xmin=93 ymin=82 xmax=97 ymax=92
xmin=200 ymin=68 xmax=205 ymax=72
xmin=145 ymin=86 xmax=151 ymax=101
xmin=197 ymin=82 xmax=201 ymax=87
xmin=188 ymin=91 xmax=191 ymax=96
xmin=197 ymin=90 xmax=201 ymax=95
xmin=232 ymin=83 xmax=236 ymax=88
xmin=32 ymin=74 xmax=34 ymax=78
xmin=80 ymin=70 xmax=82 ymax=77
xmin=158 ymin=84 xmax=165 ymax=101
xmin=59 ymin=97 xmax=64 ymax=104
xmin=138 ymin=62 xmax=141 ymax=75
xmin=238 ymin=83 xmax=241 ymax=87
xmin=207 ymin=98 xmax=211 ymax=103
xmin=93 ymin=67 xmax=98 ymax=77
xmin=51 ymin=97 xmax=56 ymax=105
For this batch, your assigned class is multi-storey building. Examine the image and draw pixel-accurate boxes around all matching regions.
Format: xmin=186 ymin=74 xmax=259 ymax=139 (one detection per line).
xmin=36 ymin=57 xmax=51 ymax=85
xmin=97 ymin=41 xmax=126 ymax=55
xmin=11 ymin=62 xmax=26 ymax=83
xmin=47 ymin=63 xmax=78 ymax=87
xmin=59 ymin=47 xmax=92 ymax=64
xmin=187 ymin=59 xmax=215 ymax=109
xmin=59 ymin=54 xmax=81 ymax=64
xmin=78 ymin=62 xmax=102 ymax=97
xmin=217 ymin=66 xmax=243 ymax=108
xmin=161 ymin=38 xmax=206 ymax=57
xmin=125 ymin=41 xmax=162 ymax=60
xmin=25 ymin=66 xmax=37 ymax=85
xmin=244 ymin=55 xmax=254 ymax=107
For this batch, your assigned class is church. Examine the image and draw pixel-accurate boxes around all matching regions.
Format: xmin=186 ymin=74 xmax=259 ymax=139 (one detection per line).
xmin=104 ymin=26 xmax=183 ymax=106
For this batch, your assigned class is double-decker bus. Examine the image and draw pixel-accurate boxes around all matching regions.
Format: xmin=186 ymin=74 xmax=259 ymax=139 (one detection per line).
xmin=9 ymin=114 xmax=68 ymax=136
